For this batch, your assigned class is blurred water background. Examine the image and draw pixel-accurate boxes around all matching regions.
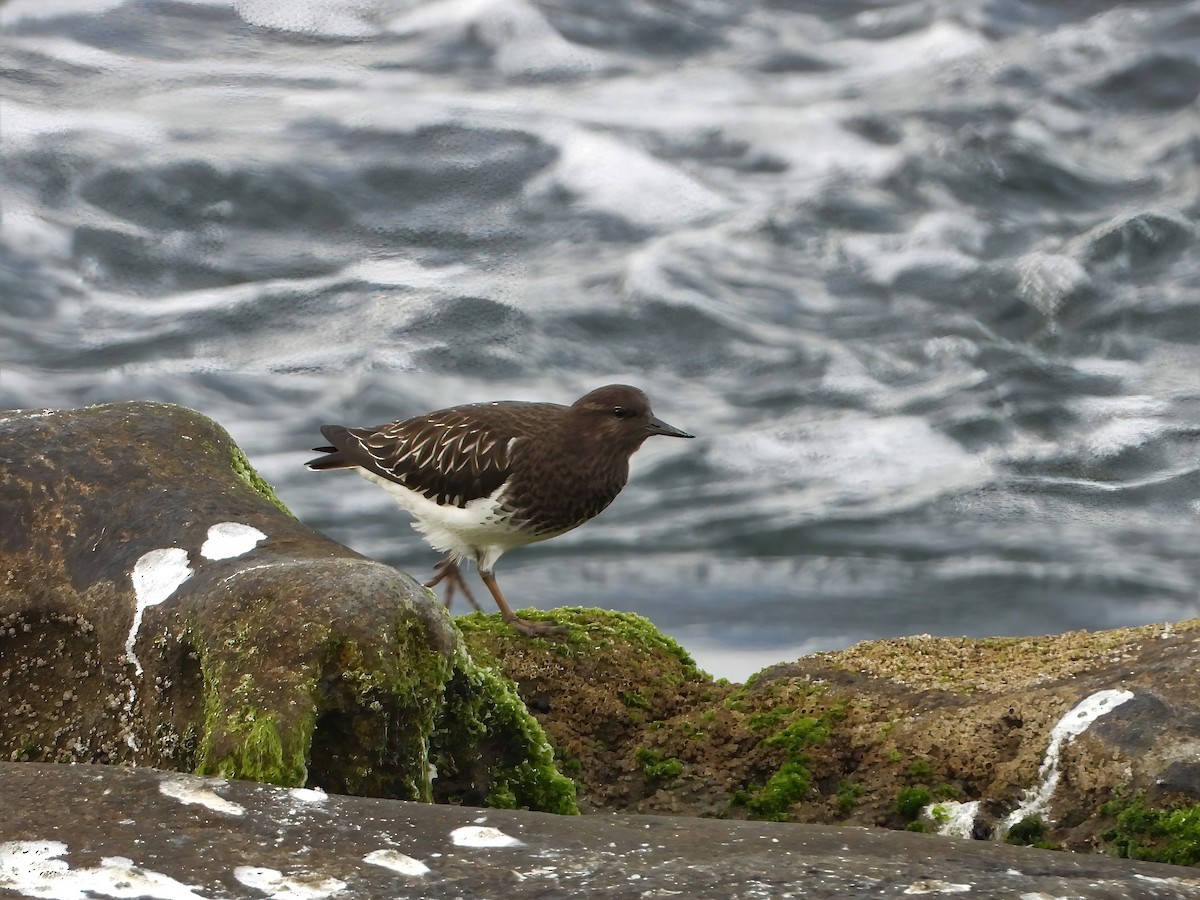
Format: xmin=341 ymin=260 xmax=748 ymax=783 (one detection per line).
xmin=2 ymin=0 xmax=1199 ymax=680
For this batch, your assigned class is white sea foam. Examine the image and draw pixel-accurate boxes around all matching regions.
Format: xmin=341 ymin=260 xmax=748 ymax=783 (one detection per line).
xmin=707 ymin=413 xmax=988 ymax=521
xmin=1001 ymin=689 xmax=1134 ymax=833
xmin=527 ymin=128 xmax=729 ymax=231
xmin=0 ymin=100 xmax=164 ymax=150
xmin=386 ymin=0 xmax=607 ymax=76
xmin=449 ymin=825 xmax=524 ymax=848
xmin=927 ymin=800 xmax=982 ymax=840
xmin=233 ymin=866 xmax=346 ymax=899
xmin=233 ymin=0 xmax=381 ymax=37
xmin=1017 ymin=252 xmax=1090 ymax=319
xmin=363 ymin=849 xmax=431 ymax=876
xmin=0 ymin=841 xmax=210 ymax=900
xmin=1 ymin=0 xmax=125 ymax=22
xmin=159 ymin=780 xmax=246 ymax=817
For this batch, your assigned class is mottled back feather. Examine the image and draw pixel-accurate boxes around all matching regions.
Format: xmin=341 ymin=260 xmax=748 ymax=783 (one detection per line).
xmin=311 ymin=402 xmax=567 ymax=509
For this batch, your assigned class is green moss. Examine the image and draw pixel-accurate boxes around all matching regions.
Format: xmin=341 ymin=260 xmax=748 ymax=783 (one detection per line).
xmin=905 ymin=821 xmax=928 ymax=833
xmin=14 ymin=737 xmax=39 ymax=759
xmin=747 ymin=707 xmax=796 ymax=733
xmin=194 ymin=623 xmax=319 ymax=788
xmin=1005 ymin=816 xmax=1059 ymax=850
xmin=453 ymin=606 xmax=729 ymax=813
xmin=894 ymin=787 xmax=932 ymax=821
xmin=487 ymin=782 xmax=517 ymax=809
xmin=193 ymin=603 xmax=454 ymax=801
xmin=230 ymin=444 xmax=292 ymax=515
xmin=636 ymin=748 xmax=684 ymax=782
xmin=763 ymin=716 xmax=831 ymax=752
xmin=217 ymin=709 xmax=309 ymax=786
xmin=906 ymin=759 xmax=933 ymax=780
xmin=621 ymin=690 xmax=650 ymax=709
xmin=836 ymin=779 xmax=864 ymax=814
xmin=457 ymin=607 xmax=706 ymax=683
xmin=316 ymin=620 xmax=452 ymax=800
xmin=744 ymin=760 xmax=812 ymax=821
xmin=737 ymin=704 xmax=846 ymax=822
xmin=432 ymin=648 xmax=578 ymax=815
xmin=558 ymin=751 xmax=582 ymax=777
xmin=1101 ymin=795 xmax=1200 ymax=866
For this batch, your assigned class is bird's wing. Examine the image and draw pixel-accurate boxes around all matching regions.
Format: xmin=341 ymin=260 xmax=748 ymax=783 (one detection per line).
xmin=319 ymin=406 xmax=533 ymax=508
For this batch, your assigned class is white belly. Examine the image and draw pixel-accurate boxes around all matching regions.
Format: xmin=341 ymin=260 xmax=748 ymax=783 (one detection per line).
xmin=354 ymin=468 xmax=543 ymax=572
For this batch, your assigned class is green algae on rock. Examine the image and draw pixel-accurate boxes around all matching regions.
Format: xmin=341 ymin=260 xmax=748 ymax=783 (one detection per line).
xmin=1101 ymin=793 xmax=1200 ymax=866
xmin=229 ymin=444 xmax=292 ymax=516
xmin=457 ymin=607 xmax=721 ymax=814
xmin=432 ymin=647 xmax=577 ymax=814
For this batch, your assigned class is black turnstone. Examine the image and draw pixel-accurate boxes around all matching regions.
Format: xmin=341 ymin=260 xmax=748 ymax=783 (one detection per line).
xmin=306 ymin=384 xmax=694 ymax=636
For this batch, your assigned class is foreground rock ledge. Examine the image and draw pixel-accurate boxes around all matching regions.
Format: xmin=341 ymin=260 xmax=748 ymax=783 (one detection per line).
xmin=0 ymin=403 xmax=573 ymax=813
xmin=2 ymin=763 xmax=1198 ymax=900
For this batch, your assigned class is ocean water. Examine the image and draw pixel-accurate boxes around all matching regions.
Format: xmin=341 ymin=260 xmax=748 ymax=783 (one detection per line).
xmin=2 ymin=0 xmax=1198 ymax=681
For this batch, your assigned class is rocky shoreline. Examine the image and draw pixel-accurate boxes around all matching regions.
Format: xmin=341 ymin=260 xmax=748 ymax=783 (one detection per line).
xmin=3 ymin=402 xmax=1200 ymax=894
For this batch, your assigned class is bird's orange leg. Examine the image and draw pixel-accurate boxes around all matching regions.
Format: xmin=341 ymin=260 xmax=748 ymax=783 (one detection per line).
xmin=478 ymin=570 xmax=570 ymax=637
xmin=424 ymin=558 xmax=482 ymax=612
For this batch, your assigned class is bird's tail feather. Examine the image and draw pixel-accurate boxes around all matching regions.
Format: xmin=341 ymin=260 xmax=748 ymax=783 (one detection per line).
xmin=306 ymin=425 xmax=359 ymax=470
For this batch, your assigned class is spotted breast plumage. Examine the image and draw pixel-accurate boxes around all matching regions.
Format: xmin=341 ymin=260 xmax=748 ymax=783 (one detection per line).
xmin=306 ymin=384 xmax=694 ymax=635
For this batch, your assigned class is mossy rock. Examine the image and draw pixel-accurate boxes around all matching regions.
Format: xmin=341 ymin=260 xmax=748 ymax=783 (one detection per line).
xmin=458 ymin=607 xmax=719 ymax=812
xmin=0 ymin=402 xmax=575 ymax=814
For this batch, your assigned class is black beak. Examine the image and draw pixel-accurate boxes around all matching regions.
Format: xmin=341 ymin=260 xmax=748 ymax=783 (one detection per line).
xmin=646 ymin=415 xmax=694 ymax=439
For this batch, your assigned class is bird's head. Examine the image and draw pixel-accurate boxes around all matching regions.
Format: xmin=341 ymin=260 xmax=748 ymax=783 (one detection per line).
xmin=570 ymin=384 xmax=694 ymax=449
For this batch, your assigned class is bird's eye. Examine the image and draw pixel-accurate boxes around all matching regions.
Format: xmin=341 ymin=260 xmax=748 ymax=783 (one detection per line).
xmin=613 ymin=406 xmax=636 ymax=419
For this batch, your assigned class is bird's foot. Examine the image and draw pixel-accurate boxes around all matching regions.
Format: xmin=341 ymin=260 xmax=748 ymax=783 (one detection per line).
xmin=476 ymin=569 xmax=570 ymax=637
xmin=505 ymin=615 xmax=572 ymax=638
xmin=424 ymin=559 xmax=482 ymax=612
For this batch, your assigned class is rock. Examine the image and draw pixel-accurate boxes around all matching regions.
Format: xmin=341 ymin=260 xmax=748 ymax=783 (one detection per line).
xmin=461 ymin=610 xmax=1200 ymax=863
xmin=0 ymin=403 xmax=574 ymax=813
xmin=2 ymin=762 xmax=1199 ymax=899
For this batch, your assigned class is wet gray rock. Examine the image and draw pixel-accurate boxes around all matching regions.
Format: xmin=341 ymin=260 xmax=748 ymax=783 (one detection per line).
xmin=0 ymin=403 xmax=574 ymax=812
xmin=1 ymin=763 xmax=1198 ymax=900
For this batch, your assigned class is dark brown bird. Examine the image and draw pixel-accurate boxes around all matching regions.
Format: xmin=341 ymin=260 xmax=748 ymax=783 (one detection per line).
xmin=306 ymin=384 xmax=694 ymax=635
